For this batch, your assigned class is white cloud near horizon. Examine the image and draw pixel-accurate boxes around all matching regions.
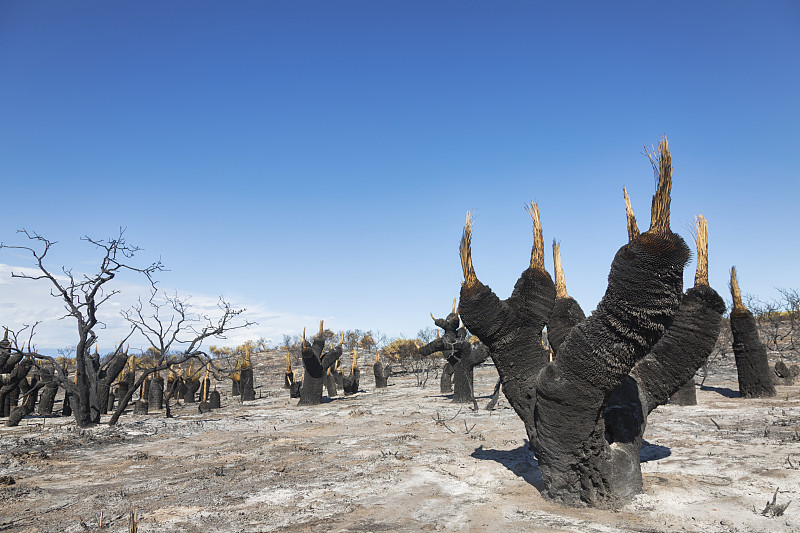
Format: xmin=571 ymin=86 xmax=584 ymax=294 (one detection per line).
xmin=0 ymin=263 xmax=319 ymax=355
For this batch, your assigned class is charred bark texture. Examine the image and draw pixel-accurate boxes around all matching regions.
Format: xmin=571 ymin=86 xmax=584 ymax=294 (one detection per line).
xmin=460 ymin=208 xmax=725 ymax=507
xmin=148 ymin=377 xmax=164 ymax=410
xmin=547 ymin=296 xmax=585 ymax=357
xmin=669 ymin=378 xmax=697 ymax=405
xmin=731 ymin=308 xmax=776 ymax=398
xmin=343 ymin=368 xmax=360 ymax=395
xmin=373 ymin=362 xmax=392 ymax=388
xmin=325 ymin=371 xmax=338 ymax=397
xmin=133 ymin=400 xmax=149 ymax=414
xmin=239 ymin=369 xmax=255 ymax=401
xmin=774 ymin=360 xmax=794 ymax=386
xmin=209 ymin=390 xmax=221 ymax=408
xmin=440 ymin=362 xmax=454 ymax=393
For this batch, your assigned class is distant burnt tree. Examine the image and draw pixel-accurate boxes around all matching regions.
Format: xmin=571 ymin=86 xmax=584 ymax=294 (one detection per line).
xmin=342 ymin=347 xmax=360 ymax=395
xmin=418 ymin=301 xmax=489 ymax=407
xmin=298 ymin=322 xmax=343 ymax=406
xmin=458 ymin=138 xmax=724 ymax=507
xmin=373 ymin=352 xmax=391 ymax=388
xmin=729 ymin=267 xmax=776 ymax=398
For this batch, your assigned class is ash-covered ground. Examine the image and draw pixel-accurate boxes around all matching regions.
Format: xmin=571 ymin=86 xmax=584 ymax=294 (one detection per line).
xmin=1 ymin=350 xmax=798 ymax=533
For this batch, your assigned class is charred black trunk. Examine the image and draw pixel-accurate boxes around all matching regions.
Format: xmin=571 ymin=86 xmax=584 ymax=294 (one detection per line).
xmin=209 ymin=390 xmax=221 ymax=408
xmin=669 ymin=377 xmax=697 ymax=405
xmin=298 ymin=333 xmax=342 ymax=406
xmin=231 ymin=378 xmax=241 ymax=396
xmin=324 ymin=370 xmax=338 ymax=397
xmin=774 ymin=360 xmax=794 ymax=386
xmin=290 ymin=379 xmax=302 ymax=398
xmin=38 ymin=383 xmax=59 ymax=416
xmin=62 ymin=391 xmax=73 ymax=417
xmin=133 ymin=399 xmax=149 ymax=414
xmin=106 ymin=391 xmax=115 ymax=414
xmin=148 ymin=377 xmax=164 ymax=410
xmin=0 ymin=357 xmax=32 ymax=418
xmin=239 ymin=369 xmax=256 ymax=401
xmin=730 ymin=308 xmax=776 ymax=398
xmin=342 ymin=368 xmax=360 ymax=395
xmin=451 ymin=343 xmax=489 ymax=405
xmin=373 ymin=361 xmax=392 ymax=388
xmin=440 ymin=362 xmax=454 ymax=393
xmin=184 ymin=378 xmax=200 ymax=403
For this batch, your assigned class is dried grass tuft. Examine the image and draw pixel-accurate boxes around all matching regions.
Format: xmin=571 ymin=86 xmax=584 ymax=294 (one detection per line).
xmin=693 ymin=215 xmax=709 ymax=287
xmin=460 ymin=211 xmax=477 ymax=288
xmin=524 ymin=202 xmax=545 ymax=269
xmin=730 ymin=266 xmax=745 ymax=311
xmin=552 ymin=240 xmax=569 ymax=298
xmin=645 ymin=135 xmax=672 ymax=234
xmin=623 ymin=187 xmax=640 ymax=242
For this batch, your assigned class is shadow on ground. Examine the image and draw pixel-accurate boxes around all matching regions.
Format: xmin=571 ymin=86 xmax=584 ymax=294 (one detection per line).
xmin=640 ymin=439 xmax=671 ymax=462
xmin=471 ymin=442 xmax=544 ymax=490
xmin=700 ymin=385 xmax=740 ymax=398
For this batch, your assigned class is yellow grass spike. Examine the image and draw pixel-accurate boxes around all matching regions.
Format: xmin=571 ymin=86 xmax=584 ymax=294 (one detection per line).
xmin=284 ymin=347 xmax=292 ymax=372
xmin=352 ymin=347 xmax=358 ymax=370
xmin=319 ymin=320 xmax=324 ymax=335
xmin=375 ymin=351 xmax=380 ymax=364
xmin=340 ymin=331 xmax=344 ymax=346
xmin=730 ymin=266 xmax=745 ymax=312
xmin=525 ymin=202 xmax=545 ymax=270
xmin=623 ymin=187 xmax=640 ymax=242
xmin=552 ymin=240 xmax=569 ymax=299
xmin=460 ymin=211 xmax=477 ymax=288
xmin=647 ymin=135 xmax=672 ymax=235
xmin=693 ymin=215 xmax=709 ymax=287
xmin=452 ymin=298 xmax=456 ymax=314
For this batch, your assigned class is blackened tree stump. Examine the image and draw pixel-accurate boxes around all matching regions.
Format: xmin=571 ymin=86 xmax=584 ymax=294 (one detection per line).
xmin=148 ymin=376 xmax=164 ymax=410
xmin=373 ymin=360 xmax=392 ymax=388
xmin=440 ymin=362 xmax=454 ymax=393
xmin=729 ymin=268 xmax=776 ymax=398
xmin=209 ymin=390 xmax=221 ymax=408
xmin=239 ymin=368 xmax=256 ymax=401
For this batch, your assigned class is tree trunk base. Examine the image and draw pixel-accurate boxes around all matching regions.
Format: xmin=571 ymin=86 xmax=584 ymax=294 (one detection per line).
xmin=669 ymin=378 xmax=697 ymax=405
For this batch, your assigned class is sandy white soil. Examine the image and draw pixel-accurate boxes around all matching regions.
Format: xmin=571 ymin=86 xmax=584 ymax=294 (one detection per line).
xmin=1 ymin=351 xmax=798 ymax=533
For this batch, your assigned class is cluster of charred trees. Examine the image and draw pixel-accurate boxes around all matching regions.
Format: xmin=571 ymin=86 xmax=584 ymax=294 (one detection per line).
xmin=285 ymin=322 xmax=392 ymax=405
xmin=0 ymin=335 xmax=236 ymax=427
xmin=454 ymin=137 xmax=730 ymax=507
xmin=0 ymin=229 xmax=253 ymax=428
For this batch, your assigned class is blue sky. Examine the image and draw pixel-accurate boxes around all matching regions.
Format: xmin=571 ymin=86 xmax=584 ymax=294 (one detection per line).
xmin=1 ymin=1 xmax=799 ymax=352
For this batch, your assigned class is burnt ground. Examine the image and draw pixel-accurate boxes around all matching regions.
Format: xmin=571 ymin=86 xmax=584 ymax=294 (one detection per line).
xmin=1 ymin=350 xmax=798 ymax=533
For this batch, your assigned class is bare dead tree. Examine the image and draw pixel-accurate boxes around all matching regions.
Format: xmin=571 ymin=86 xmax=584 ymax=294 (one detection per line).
xmin=109 ymin=288 xmax=254 ymax=424
xmin=1 ymin=229 xmax=163 ymax=427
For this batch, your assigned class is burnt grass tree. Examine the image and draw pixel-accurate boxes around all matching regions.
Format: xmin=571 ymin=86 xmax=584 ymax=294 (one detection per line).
xmin=298 ymin=322 xmax=343 ymax=406
xmin=458 ymin=137 xmax=724 ymax=507
xmin=373 ymin=352 xmax=392 ymax=388
xmin=342 ymin=346 xmax=360 ymax=395
xmin=729 ymin=267 xmax=776 ymax=398
xmin=418 ymin=302 xmax=489 ymax=407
